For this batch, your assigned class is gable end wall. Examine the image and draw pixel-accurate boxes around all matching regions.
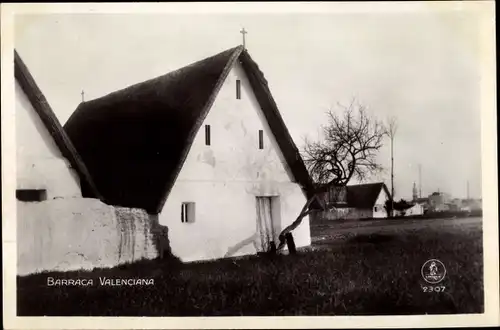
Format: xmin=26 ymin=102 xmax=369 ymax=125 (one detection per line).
xmin=159 ymin=62 xmax=311 ymax=262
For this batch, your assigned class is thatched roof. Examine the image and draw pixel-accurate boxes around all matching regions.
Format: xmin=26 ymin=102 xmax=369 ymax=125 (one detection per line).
xmin=319 ymin=182 xmax=391 ymax=209
xmin=345 ymin=182 xmax=391 ymax=209
xmin=64 ymin=45 xmax=314 ymax=214
xmin=14 ymin=50 xmax=102 ymax=200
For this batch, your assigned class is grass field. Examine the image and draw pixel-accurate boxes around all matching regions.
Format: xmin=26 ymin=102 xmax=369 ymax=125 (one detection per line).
xmin=17 ymin=217 xmax=483 ymax=316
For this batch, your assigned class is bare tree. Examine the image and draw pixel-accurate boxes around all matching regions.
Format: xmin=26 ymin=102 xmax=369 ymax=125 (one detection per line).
xmin=275 ymin=100 xmax=387 ymax=253
xmin=302 ymin=99 xmax=387 ymax=187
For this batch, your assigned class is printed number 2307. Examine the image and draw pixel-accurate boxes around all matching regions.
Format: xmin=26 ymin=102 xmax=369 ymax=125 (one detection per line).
xmin=422 ymin=286 xmax=446 ymax=292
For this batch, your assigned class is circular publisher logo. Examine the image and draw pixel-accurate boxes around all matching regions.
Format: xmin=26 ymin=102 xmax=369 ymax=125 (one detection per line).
xmin=421 ymin=259 xmax=446 ymax=284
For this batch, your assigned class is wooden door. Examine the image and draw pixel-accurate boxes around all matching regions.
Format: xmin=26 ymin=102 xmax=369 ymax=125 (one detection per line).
xmin=256 ymin=197 xmax=275 ymax=252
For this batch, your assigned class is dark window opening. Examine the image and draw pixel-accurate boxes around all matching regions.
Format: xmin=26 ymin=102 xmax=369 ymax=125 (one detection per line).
xmin=259 ymin=130 xmax=264 ymax=149
xmin=205 ymin=125 xmax=211 ymax=146
xmin=16 ymin=189 xmax=47 ymax=202
xmin=181 ymin=202 xmax=196 ymax=223
xmin=236 ymin=80 xmax=241 ymax=99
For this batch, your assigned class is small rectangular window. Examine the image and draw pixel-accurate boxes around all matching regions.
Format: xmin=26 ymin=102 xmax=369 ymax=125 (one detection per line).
xmin=205 ymin=125 xmax=211 ymax=146
xmin=236 ymin=80 xmax=241 ymax=99
xmin=259 ymin=130 xmax=264 ymax=149
xmin=181 ymin=202 xmax=195 ymax=223
xmin=16 ymin=189 xmax=47 ymax=202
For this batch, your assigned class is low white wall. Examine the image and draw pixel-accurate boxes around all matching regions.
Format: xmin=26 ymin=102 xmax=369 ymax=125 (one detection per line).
xmin=396 ymin=204 xmax=424 ymax=216
xmin=313 ymin=208 xmax=373 ymax=221
xmin=17 ymin=198 xmax=158 ymax=276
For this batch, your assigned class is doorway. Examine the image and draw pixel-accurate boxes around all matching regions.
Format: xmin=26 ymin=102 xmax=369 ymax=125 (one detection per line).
xmin=256 ymin=196 xmax=279 ymax=252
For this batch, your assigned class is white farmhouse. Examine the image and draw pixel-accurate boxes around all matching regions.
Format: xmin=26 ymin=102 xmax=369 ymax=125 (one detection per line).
xmin=315 ymin=182 xmax=392 ymax=221
xmin=15 ymin=50 xmax=102 ymax=205
xmin=15 ymin=50 xmax=157 ymax=275
xmin=64 ymin=46 xmax=315 ymax=263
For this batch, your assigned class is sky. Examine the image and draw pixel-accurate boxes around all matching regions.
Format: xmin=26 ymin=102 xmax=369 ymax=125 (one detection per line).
xmin=14 ymin=8 xmax=484 ymax=200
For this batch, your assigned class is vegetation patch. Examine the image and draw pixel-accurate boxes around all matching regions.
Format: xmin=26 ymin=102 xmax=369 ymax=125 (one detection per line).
xmin=18 ymin=221 xmax=483 ymax=316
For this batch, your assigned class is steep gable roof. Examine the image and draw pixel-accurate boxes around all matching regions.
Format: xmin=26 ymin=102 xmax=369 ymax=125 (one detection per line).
xmin=346 ymin=182 xmax=391 ymax=209
xmin=64 ymin=46 xmax=314 ymax=214
xmin=14 ymin=50 xmax=102 ymax=200
xmin=320 ymin=182 xmax=391 ymax=209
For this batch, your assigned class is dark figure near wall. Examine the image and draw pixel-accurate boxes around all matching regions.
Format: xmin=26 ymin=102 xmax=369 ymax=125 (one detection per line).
xmin=285 ymin=233 xmax=297 ymax=254
xmin=277 ymin=232 xmax=297 ymax=254
xmin=269 ymin=241 xmax=277 ymax=255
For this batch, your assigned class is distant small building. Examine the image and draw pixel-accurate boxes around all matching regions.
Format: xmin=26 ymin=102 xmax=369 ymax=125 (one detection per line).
xmin=461 ymin=198 xmax=482 ymax=212
xmin=415 ymin=197 xmax=429 ymax=204
xmin=450 ymin=198 xmax=463 ymax=208
xmin=428 ymin=192 xmax=451 ymax=212
xmin=315 ymin=182 xmax=391 ymax=220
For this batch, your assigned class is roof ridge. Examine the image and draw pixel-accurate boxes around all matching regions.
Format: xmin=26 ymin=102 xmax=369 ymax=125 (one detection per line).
xmin=80 ymin=46 xmax=244 ymax=106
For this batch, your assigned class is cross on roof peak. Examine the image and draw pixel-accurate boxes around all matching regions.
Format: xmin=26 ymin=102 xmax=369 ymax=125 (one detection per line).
xmin=240 ymin=28 xmax=248 ymax=48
